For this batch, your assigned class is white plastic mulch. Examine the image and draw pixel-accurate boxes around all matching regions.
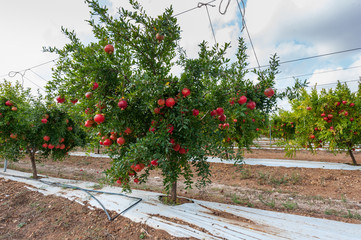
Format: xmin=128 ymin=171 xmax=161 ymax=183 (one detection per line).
xmin=1 ymin=169 xmax=361 ymax=240
xmin=69 ymin=152 xmax=361 ymax=171
xmin=208 ymin=157 xmax=361 ymax=170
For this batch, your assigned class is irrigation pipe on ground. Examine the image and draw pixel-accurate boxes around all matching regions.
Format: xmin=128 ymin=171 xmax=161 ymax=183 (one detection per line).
xmin=0 ymin=171 xmax=142 ymax=221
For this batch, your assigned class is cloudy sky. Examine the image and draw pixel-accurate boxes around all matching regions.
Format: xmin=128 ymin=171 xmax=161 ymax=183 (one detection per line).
xmin=1 ymin=0 xmax=361 ymax=109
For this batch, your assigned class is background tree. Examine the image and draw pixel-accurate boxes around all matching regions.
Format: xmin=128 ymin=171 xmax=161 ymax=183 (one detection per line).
xmin=269 ymin=110 xmax=296 ymax=142
xmin=44 ymin=0 xmax=279 ymax=201
xmin=0 ymin=80 xmax=86 ymax=178
xmin=285 ymin=82 xmax=361 ymax=165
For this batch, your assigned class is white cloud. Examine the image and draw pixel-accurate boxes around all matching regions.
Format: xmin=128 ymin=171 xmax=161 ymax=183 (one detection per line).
xmin=307 ymin=55 xmax=361 ymax=90
xmin=106 ymin=0 xmax=240 ymax=59
xmin=246 ymin=0 xmax=361 ymax=53
xmin=0 ymin=0 xmax=240 ymax=94
xmin=0 ymin=0 xmax=93 ymax=94
xmin=244 ymin=0 xmax=361 ymax=90
xmin=104 ymin=0 xmax=241 ymax=79
xmin=2 ymin=0 xmax=361 ymax=97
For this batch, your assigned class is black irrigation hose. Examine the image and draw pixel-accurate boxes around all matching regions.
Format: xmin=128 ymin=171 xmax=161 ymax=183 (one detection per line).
xmin=0 ymin=172 xmax=142 ymax=221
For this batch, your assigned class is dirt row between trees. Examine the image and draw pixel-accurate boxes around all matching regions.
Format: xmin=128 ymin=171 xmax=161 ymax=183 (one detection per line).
xmin=0 ymin=178 xmax=194 ymax=240
xmin=1 ymin=148 xmax=360 ymax=228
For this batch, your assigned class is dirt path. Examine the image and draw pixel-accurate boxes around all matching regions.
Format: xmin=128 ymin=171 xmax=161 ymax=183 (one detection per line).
xmin=0 ymin=178 xmax=194 ymax=240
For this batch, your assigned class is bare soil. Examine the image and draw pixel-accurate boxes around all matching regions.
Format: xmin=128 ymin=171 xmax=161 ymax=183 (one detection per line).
xmin=1 ymin=148 xmax=361 ymax=239
xmin=0 ymin=178 xmax=194 ymax=240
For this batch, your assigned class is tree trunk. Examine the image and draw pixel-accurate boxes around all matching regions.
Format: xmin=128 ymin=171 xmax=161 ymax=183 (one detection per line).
xmin=348 ymin=149 xmax=358 ymax=165
xmin=167 ymin=154 xmax=178 ymax=203
xmin=29 ymin=148 xmax=38 ymax=179
xmin=169 ymin=181 xmax=177 ymax=203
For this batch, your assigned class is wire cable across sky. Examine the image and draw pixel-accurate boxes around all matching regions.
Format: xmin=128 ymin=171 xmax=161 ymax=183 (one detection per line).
xmin=247 ymin=47 xmax=361 ymax=71
xmin=173 ymin=0 xmax=217 ymax=17
xmin=276 ymin=65 xmax=361 ymax=81
xmin=0 ymin=58 xmax=58 ymax=79
xmin=2 ymin=0 xmax=361 ymax=93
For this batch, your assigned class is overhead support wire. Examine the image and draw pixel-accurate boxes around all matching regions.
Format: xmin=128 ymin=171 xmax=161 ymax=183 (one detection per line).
xmin=172 ymin=0 xmax=361 ymax=75
xmin=23 ymin=76 xmax=46 ymax=92
xmin=277 ymin=78 xmax=361 ymax=92
xmin=308 ymin=78 xmax=361 ymax=88
xmin=8 ymin=69 xmax=29 ymax=86
xmin=3 ymin=2 xmax=361 ymax=90
xmin=172 ymin=1 xmax=218 ymax=46
xmin=30 ymin=69 xmax=49 ymax=82
xmin=1 ymin=58 xmax=57 ymax=81
xmin=0 ymin=58 xmax=57 ymax=91
xmin=198 ymin=2 xmax=218 ymax=46
xmin=278 ymin=47 xmax=361 ymax=66
xmin=0 ymin=73 xmax=9 ymax=78
xmin=235 ymin=0 xmax=260 ymax=69
xmin=276 ymin=65 xmax=361 ymax=81
xmin=219 ymin=0 xmax=231 ymax=15
xmin=247 ymin=47 xmax=361 ymax=71
xmin=7 ymin=69 xmax=47 ymax=92
xmin=12 ymin=58 xmax=57 ymax=75
xmin=173 ymin=0 xmax=216 ymax=17
xmin=237 ymin=0 xmax=246 ymax=32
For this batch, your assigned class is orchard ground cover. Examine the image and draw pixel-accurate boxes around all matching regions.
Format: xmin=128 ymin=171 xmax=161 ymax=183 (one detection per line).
xmin=2 ymin=148 xmax=361 ymax=226
xmin=3 ymin=170 xmax=361 ymax=240
xmin=0 ymin=178 xmax=187 ymax=240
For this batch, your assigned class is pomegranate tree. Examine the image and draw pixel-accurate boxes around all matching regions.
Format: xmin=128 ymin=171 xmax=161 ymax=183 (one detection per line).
xmin=282 ymin=82 xmax=361 ymax=165
xmin=45 ymin=0 xmax=279 ymax=201
xmin=270 ymin=110 xmax=296 ymax=141
xmin=0 ymin=80 xmax=86 ymax=179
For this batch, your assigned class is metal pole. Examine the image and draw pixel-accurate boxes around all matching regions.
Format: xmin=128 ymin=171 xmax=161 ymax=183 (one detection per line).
xmin=269 ymin=122 xmax=272 ymax=146
xmin=4 ymin=159 xmax=8 ymax=172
